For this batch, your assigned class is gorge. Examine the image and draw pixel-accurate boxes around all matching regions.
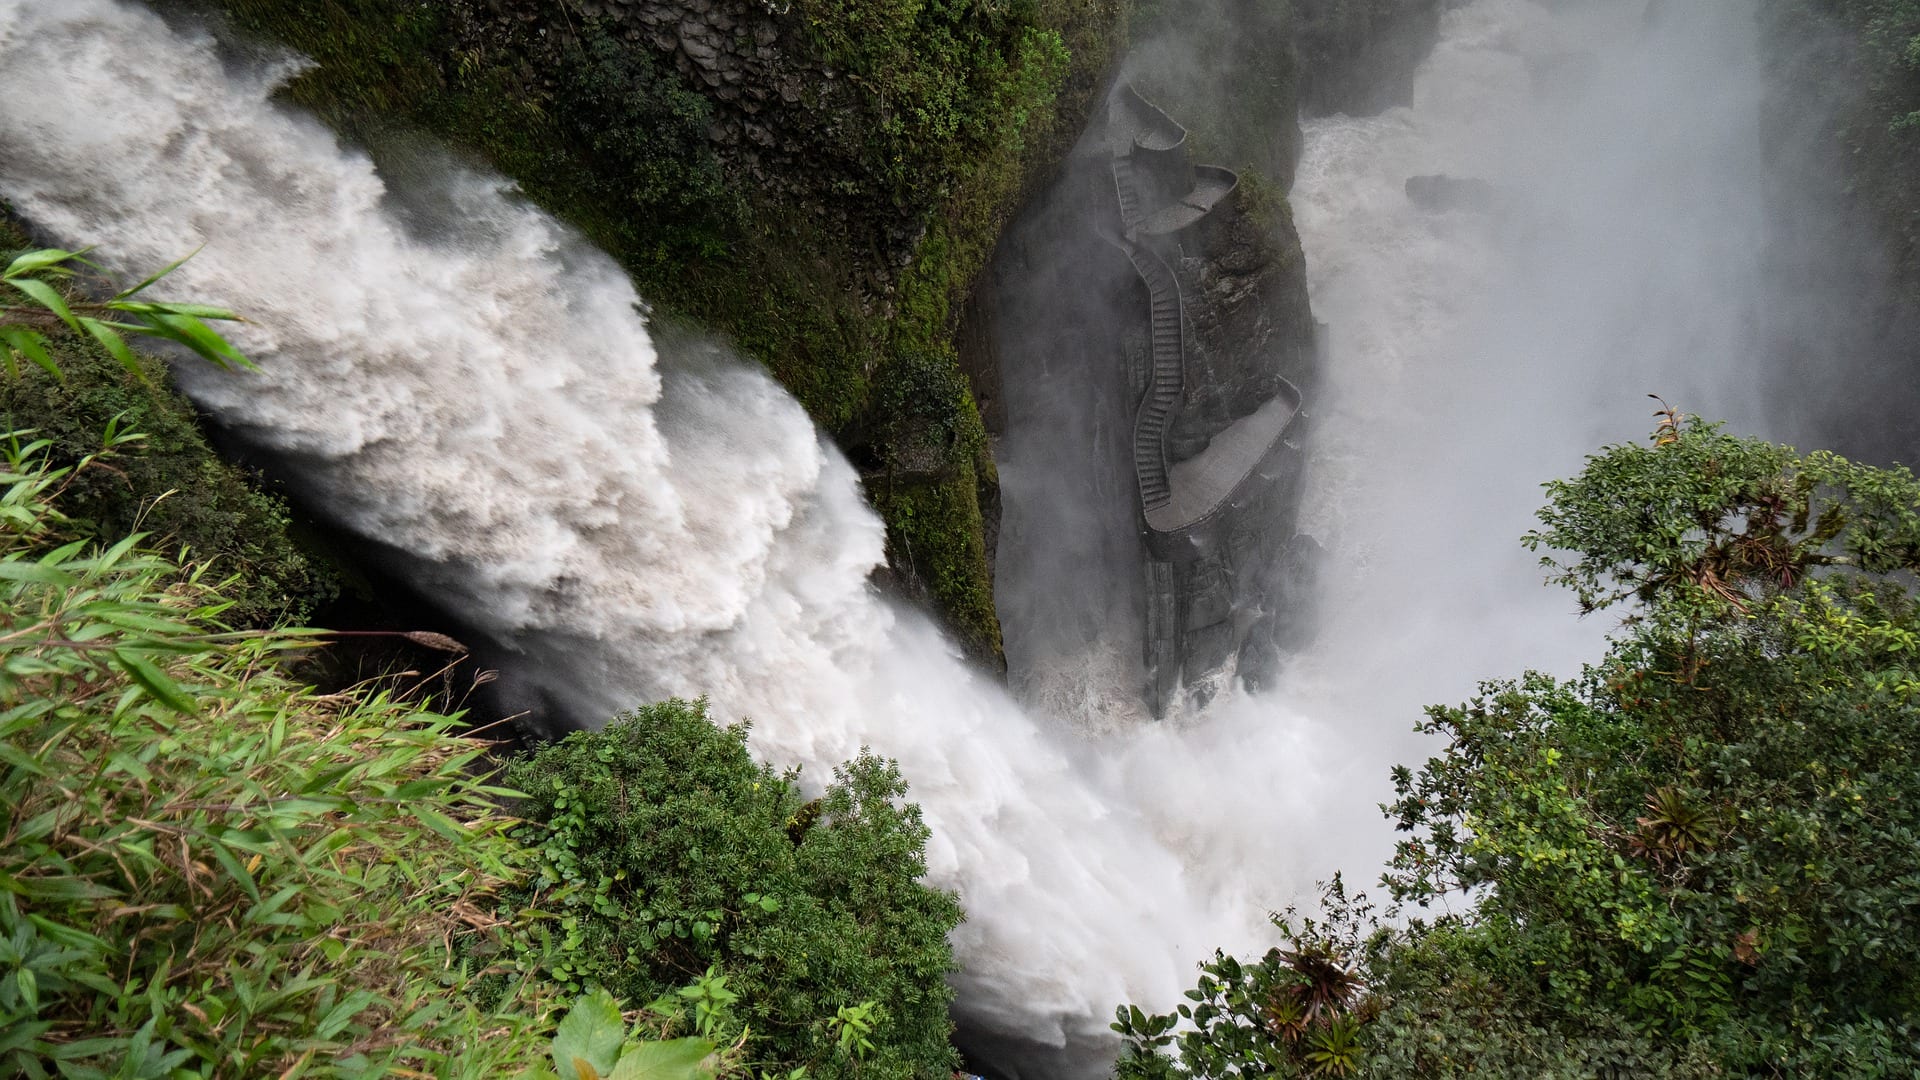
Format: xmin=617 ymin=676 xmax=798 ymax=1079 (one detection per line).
xmin=3 ymin=0 xmax=1917 ymax=1075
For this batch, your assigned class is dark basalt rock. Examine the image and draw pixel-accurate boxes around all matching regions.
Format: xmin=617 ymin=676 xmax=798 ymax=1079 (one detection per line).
xmin=1405 ymin=173 xmax=1501 ymax=213
xmin=985 ymin=78 xmax=1322 ymax=719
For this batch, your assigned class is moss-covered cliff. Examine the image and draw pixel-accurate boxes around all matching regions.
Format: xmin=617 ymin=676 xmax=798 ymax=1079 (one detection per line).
xmin=0 ymin=214 xmax=339 ymax=626
xmin=115 ymin=0 xmax=1443 ymax=671
xmin=153 ymin=0 xmax=1138 ymax=665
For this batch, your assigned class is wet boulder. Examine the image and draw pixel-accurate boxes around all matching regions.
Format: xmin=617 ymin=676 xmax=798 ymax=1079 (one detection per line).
xmin=1405 ymin=173 xmax=1501 ymax=213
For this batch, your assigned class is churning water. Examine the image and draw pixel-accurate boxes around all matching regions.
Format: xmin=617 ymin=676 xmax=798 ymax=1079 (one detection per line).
xmin=0 ymin=0 xmax=1791 ymax=1073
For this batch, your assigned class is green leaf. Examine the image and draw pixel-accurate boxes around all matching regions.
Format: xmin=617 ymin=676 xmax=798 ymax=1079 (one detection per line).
xmin=5 ymin=276 xmax=78 ymax=331
xmin=76 ymin=316 xmax=142 ymax=376
xmin=4 ymin=248 xmax=81 ymax=278
xmin=103 ymin=751 xmax=154 ymax=782
xmin=109 ymin=649 xmax=198 ymax=715
xmin=0 ymin=328 xmax=60 ymax=380
xmin=0 ymin=869 xmax=117 ymax=901
xmin=0 ymin=560 xmax=77 ymax=587
xmin=117 ymin=301 xmax=241 ymax=320
xmin=0 ymin=1020 xmax=53 ymax=1054
xmin=131 ymin=310 xmax=251 ymax=370
xmin=315 ymin=989 xmax=377 ymax=1039
xmin=96 ymin=609 xmax=199 ymax=636
xmin=16 ymin=967 xmax=37 ymax=1012
xmin=607 ymin=1038 xmax=717 ymax=1080
xmin=553 ymin=989 xmax=627 ymax=1080
xmin=204 ymin=838 xmax=260 ymax=903
xmin=110 ymin=247 xmax=197 ymax=300
xmin=409 ymin=804 xmax=470 ymax=842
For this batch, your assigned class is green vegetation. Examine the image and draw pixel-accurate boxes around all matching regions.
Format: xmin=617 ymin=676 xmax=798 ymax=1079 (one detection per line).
xmin=780 ymin=0 xmax=1072 ymax=209
xmin=1 ymin=256 xmax=959 ymax=1076
xmin=1118 ymin=412 xmax=1920 ymax=1077
xmin=0 ymin=431 xmax=955 ymax=1076
xmin=1837 ymin=0 xmax=1920 ymax=271
xmin=1769 ymin=0 xmax=1920 ymax=281
xmin=0 ymin=230 xmax=335 ymax=626
xmin=1819 ymin=0 xmax=1920 ymax=129
xmin=864 ymin=345 xmax=1001 ymax=659
xmin=502 ymin=702 xmax=963 ymax=1080
xmin=0 ymin=428 xmax=554 ymax=1074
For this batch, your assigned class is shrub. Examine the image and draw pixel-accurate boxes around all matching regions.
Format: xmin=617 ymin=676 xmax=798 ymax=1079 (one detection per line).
xmin=503 ymin=702 xmax=963 ymax=1080
xmin=1117 ymin=415 xmax=1920 ymax=1077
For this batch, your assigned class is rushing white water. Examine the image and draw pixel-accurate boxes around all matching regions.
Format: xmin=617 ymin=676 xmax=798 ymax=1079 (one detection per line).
xmin=997 ymin=0 xmax=1787 ymax=941
xmin=0 ymin=0 xmax=1241 ymax=1060
xmin=1282 ymin=0 xmax=1777 ymax=724
xmin=0 ymin=0 xmax=1792 ymax=1070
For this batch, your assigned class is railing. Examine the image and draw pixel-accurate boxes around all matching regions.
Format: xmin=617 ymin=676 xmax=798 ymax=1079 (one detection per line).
xmin=1119 ymin=239 xmax=1184 ymax=513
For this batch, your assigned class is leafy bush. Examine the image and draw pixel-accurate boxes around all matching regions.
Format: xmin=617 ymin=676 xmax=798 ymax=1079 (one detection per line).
xmin=1118 ymin=415 xmax=1920 ymax=1077
xmin=0 ymin=433 xmax=553 ymax=1076
xmin=1112 ymin=879 xmax=1382 ymax=1080
xmin=502 ymin=702 xmax=962 ymax=1080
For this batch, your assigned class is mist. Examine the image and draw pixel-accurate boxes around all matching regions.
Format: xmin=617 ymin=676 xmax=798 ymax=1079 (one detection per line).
xmin=1286 ymin=0 xmax=1778 ymax=707
xmin=995 ymin=0 xmax=1797 ymax=950
xmin=0 ymin=0 xmax=1893 ymax=1076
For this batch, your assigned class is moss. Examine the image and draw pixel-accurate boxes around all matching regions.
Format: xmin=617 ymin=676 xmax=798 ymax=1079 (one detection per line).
xmin=168 ymin=0 xmax=1144 ymax=664
xmin=0 ymin=221 xmax=339 ymax=627
xmin=855 ymin=343 xmax=999 ymax=659
xmin=869 ymin=460 xmax=1003 ymax=665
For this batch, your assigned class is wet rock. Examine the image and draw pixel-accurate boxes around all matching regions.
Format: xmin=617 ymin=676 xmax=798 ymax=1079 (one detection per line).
xmin=679 ymin=27 xmax=718 ymax=64
xmin=1405 ymin=173 xmax=1500 ymax=213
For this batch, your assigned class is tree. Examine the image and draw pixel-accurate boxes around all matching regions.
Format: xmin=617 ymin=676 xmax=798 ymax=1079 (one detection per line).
xmin=1118 ymin=412 xmax=1920 ymax=1077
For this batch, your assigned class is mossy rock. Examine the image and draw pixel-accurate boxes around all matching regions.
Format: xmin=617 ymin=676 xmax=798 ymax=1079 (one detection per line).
xmin=1 ymin=220 xmax=338 ymax=626
xmin=159 ymin=0 xmax=1147 ymax=665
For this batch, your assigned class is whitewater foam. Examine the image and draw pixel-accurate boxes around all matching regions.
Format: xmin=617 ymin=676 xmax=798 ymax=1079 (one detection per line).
xmin=0 ymin=0 xmax=1244 ymax=1058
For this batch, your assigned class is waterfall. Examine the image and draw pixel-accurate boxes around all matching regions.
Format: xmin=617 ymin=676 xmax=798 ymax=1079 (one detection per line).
xmin=0 ymin=0 xmax=1240 ymax=1062
xmin=1280 ymin=0 xmax=1775 ymax=727
xmin=0 ymin=0 xmax=1791 ymax=1072
xmin=993 ymin=0 xmax=1783 ymax=944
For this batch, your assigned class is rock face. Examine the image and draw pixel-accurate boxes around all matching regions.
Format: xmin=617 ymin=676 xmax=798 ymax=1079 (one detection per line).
xmin=1294 ymin=0 xmax=1446 ymax=116
xmin=987 ymin=82 xmax=1320 ymax=718
xmin=1404 ymin=173 xmax=1501 ymax=213
xmin=450 ymin=0 xmax=922 ymax=273
xmin=206 ymin=0 xmax=1133 ymax=667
